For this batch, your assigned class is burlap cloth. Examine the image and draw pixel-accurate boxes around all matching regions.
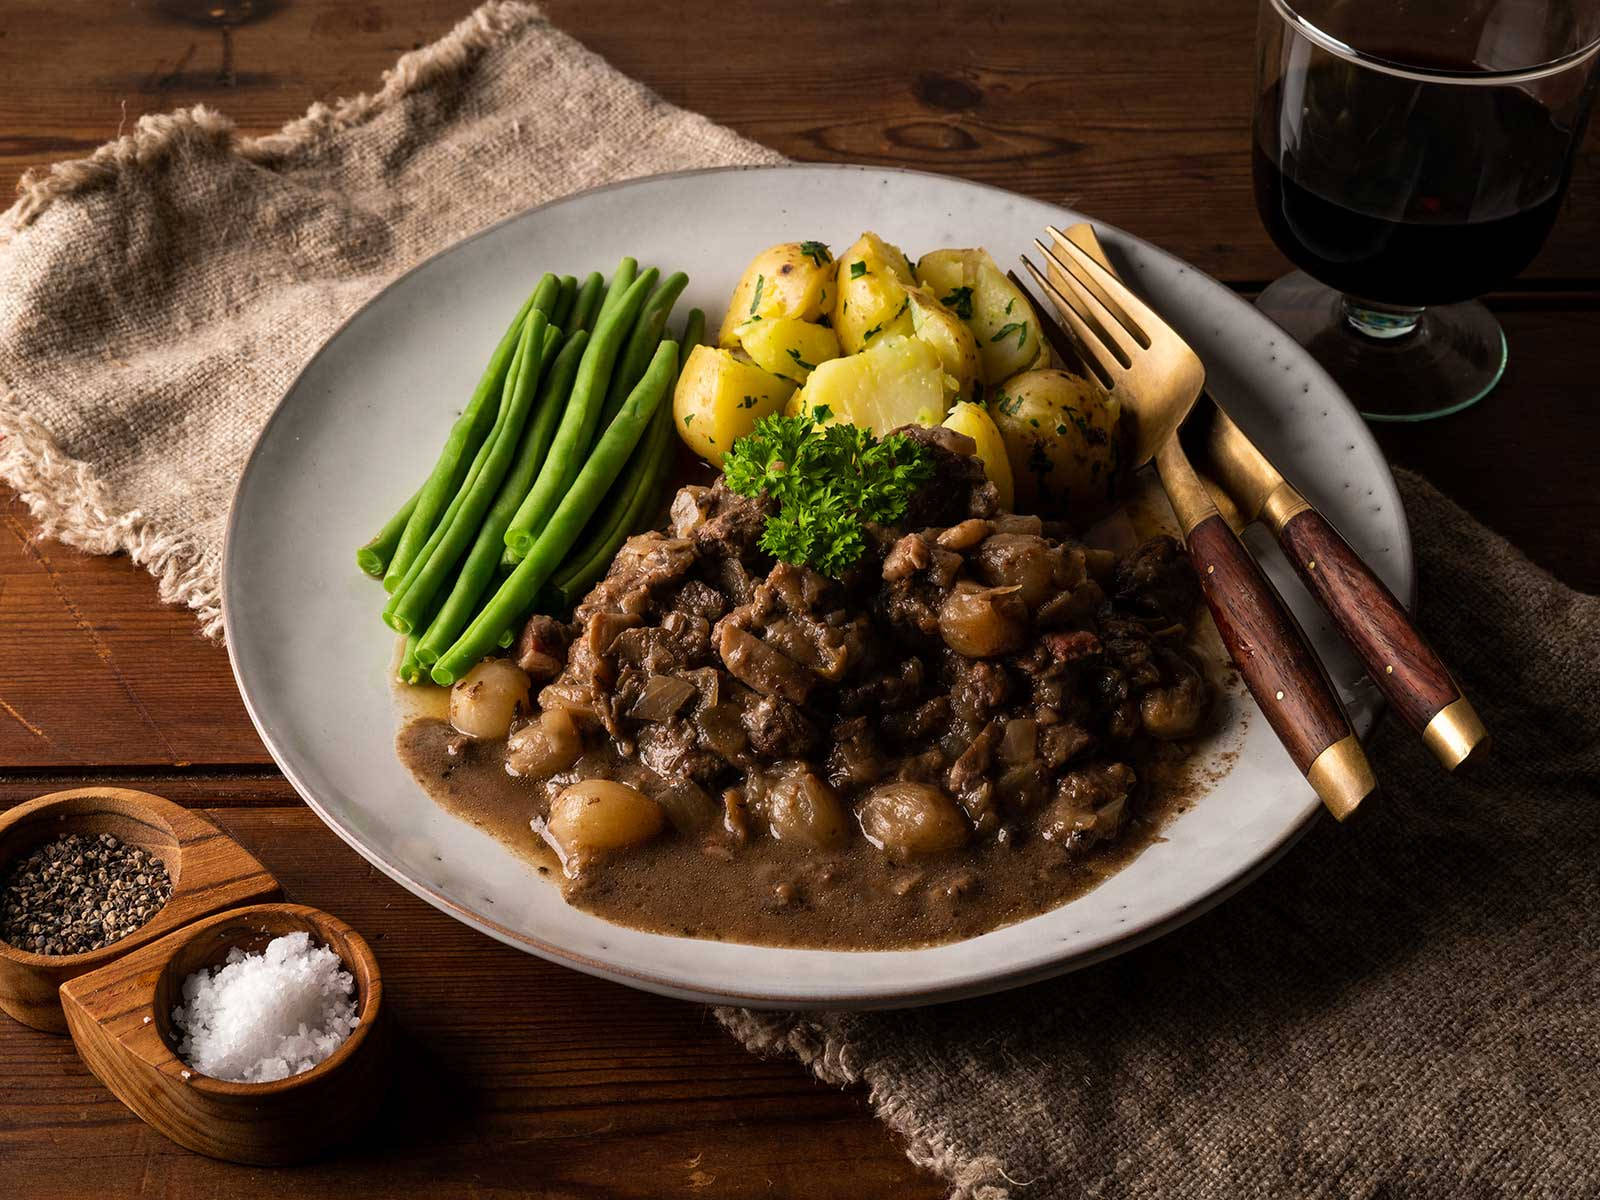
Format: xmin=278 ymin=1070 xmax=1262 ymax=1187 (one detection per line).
xmin=1 ymin=5 xmax=1592 ymax=1196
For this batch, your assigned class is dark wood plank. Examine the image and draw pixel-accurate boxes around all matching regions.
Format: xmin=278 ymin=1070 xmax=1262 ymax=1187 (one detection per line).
xmin=0 ymin=0 xmax=1595 ymax=287
xmin=0 ymin=493 xmax=270 ymax=768
xmin=1372 ymin=304 xmax=1600 ymax=596
xmin=0 ymin=805 xmax=941 ymax=1199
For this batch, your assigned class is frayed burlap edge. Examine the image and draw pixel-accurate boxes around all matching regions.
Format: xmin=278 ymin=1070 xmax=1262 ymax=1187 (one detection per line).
xmin=0 ymin=1 xmax=647 ymax=643
xmin=715 ymin=1009 xmax=1018 ymax=1200
xmin=0 ymin=1 xmax=544 ymax=240
xmin=0 ymin=396 xmax=224 ymax=638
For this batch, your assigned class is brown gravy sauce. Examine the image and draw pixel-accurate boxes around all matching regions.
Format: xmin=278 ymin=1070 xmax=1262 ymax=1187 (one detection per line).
xmin=397 ymin=716 xmax=1237 ymax=949
xmin=392 ymin=477 xmax=1248 ymax=950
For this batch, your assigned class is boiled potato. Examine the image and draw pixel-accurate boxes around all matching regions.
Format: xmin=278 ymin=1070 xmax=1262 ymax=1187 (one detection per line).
xmin=915 ymin=248 xmax=1048 ymax=384
xmin=942 ymin=400 xmax=1014 ymax=509
xmin=831 ymin=232 xmax=916 ymax=354
xmin=989 ymin=368 xmax=1123 ymax=515
xmin=906 ymin=286 xmax=981 ymax=404
xmin=539 ymin=780 xmax=665 ymax=876
xmin=718 ymin=241 xmax=836 ymax=347
xmin=674 ymin=344 xmax=797 ymax=467
xmin=734 ymin=316 xmax=841 ymax=385
xmin=789 ymin=335 xmax=946 ymax=434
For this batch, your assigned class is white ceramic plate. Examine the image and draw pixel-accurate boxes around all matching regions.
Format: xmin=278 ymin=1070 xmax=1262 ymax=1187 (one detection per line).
xmin=224 ymin=165 xmax=1409 ymax=1009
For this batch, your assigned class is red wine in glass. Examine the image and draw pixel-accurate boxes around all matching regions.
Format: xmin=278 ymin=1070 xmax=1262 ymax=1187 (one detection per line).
xmin=1253 ymin=1 xmax=1600 ymax=420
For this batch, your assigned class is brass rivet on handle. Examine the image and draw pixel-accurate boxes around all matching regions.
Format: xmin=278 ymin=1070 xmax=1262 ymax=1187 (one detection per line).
xmin=1275 ymin=690 xmax=1284 ymax=700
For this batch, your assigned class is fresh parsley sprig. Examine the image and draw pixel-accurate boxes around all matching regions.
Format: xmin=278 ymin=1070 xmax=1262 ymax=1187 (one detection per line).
xmin=722 ymin=414 xmax=934 ymax=577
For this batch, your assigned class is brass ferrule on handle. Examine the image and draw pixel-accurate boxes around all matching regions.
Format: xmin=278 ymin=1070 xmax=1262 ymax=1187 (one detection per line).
xmin=1259 ymin=481 xmax=1311 ymax=534
xmin=1423 ymin=696 xmax=1491 ymax=770
xmin=1154 ymin=437 xmax=1221 ymax=536
xmin=1307 ymin=735 xmax=1378 ymax=821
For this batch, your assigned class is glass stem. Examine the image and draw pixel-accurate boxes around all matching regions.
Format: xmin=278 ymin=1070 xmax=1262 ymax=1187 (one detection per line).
xmin=1342 ymin=295 xmax=1423 ymax=340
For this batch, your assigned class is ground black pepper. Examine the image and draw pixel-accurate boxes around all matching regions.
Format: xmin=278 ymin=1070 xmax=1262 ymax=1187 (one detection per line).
xmin=0 ymin=832 xmax=173 ymax=955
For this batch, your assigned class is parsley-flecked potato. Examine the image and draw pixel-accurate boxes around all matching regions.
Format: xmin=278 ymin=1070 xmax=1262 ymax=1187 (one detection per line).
xmin=988 ymin=368 xmax=1123 ymax=515
xmin=674 ymin=344 xmax=797 ymax=467
xmin=915 ymin=248 xmax=1049 ymax=384
xmin=718 ymin=241 xmax=836 ymax=347
xmin=831 ymin=232 xmax=916 ymax=354
xmin=906 ymin=285 xmax=981 ymax=404
xmin=789 ymin=334 xmax=946 ymax=435
xmin=942 ymin=400 xmax=1014 ymax=509
xmin=734 ymin=316 xmax=842 ymax=385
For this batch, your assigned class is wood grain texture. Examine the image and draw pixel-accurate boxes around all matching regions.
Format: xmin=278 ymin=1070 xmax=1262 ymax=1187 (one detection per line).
xmin=1185 ymin=514 xmax=1357 ymax=775
xmin=1277 ymin=508 xmax=1462 ymax=734
xmin=1 ymin=0 xmax=1595 ymax=287
xmin=0 ymin=789 xmax=281 ymax=1032
xmin=61 ymin=903 xmax=387 ymax=1165
xmin=1 ymin=805 xmax=941 ymax=1200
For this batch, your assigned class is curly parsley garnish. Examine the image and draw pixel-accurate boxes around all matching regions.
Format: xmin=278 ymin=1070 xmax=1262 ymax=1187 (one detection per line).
xmin=723 ymin=414 xmax=933 ymax=577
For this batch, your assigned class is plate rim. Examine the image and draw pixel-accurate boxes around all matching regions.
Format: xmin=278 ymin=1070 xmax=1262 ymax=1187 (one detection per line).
xmin=222 ymin=162 xmax=1407 ymax=1008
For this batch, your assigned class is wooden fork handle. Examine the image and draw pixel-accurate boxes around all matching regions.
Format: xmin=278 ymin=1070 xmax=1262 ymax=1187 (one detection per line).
xmin=1185 ymin=513 xmax=1376 ymax=820
xmin=1273 ymin=507 xmax=1487 ymax=770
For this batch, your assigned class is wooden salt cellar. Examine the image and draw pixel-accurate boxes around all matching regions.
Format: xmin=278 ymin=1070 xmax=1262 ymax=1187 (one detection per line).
xmin=60 ymin=902 xmax=387 ymax=1165
xmin=0 ymin=788 xmax=282 ymax=1032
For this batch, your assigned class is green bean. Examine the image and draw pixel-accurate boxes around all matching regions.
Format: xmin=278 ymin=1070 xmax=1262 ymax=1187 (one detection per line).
xmin=383 ymin=322 xmax=559 ymax=621
xmin=502 ymin=269 xmax=660 ymax=558
xmin=398 ymin=633 xmax=424 ymax=685
xmin=381 ymin=284 xmax=543 ymax=591
xmin=549 ymin=275 xmax=577 ymax=329
xmin=679 ymin=307 xmax=706 ymax=361
xmin=599 ymin=271 xmax=688 ymax=426
xmin=385 ymin=312 xmax=551 ymax=634
xmin=545 ymin=402 xmax=674 ymax=610
xmin=568 ymin=272 xmax=605 ymax=333
xmin=595 ymin=258 xmax=638 ymax=324
xmin=356 ymin=488 xmax=419 ymax=577
xmin=414 ymin=328 xmax=590 ymax=665
xmin=432 ymin=339 xmax=679 ymax=684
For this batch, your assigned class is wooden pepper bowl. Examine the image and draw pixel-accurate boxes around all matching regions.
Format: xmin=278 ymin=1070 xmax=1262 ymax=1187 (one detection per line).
xmin=60 ymin=902 xmax=388 ymax=1165
xmin=0 ymin=788 xmax=282 ymax=1032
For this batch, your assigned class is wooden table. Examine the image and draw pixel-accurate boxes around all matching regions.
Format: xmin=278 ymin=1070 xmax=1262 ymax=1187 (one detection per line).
xmin=0 ymin=3 xmax=1594 ymax=1196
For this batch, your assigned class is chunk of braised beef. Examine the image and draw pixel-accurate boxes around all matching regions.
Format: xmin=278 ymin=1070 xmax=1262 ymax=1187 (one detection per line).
xmin=891 ymin=424 xmax=999 ymax=527
xmin=1111 ymin=535 xmax=1198 ymax=626
xmin=636 ymin=720 xmax=726 ymax=784
xmin=514 ymin=614 xmax=571 ymax=681
xmin=668 ymin=578 xmax=728 ymax=623
xmin=689 ymin=479 xmax=769 ymax=557
xmin=573 ymin=534 xmax=696 ymax=621
xmin=947 ymin=657 xmax=1010 ymax=724
xmin=741 ymin=695 xmax=820 ymax=760
xmin=880 ymin=696 xmax=950 ymax=743
xmin=825 ymin=716 xmax=884 ymax=789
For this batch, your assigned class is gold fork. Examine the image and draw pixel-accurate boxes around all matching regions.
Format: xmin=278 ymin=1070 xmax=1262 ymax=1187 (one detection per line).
xmin=1020 ymin=230 xmax=1376 ymax=820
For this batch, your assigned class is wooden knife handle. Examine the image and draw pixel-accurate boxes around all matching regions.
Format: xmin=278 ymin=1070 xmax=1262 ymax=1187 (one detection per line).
xmin=1274 ymin=506 xmax=1488 ymax=770
xmin=1186 ymin=513 xmax=1376 ymax=819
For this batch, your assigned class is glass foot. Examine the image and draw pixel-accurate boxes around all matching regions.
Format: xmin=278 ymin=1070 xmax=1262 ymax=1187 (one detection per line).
xmin=1255 ymin=272 xmax=1506 ymax=422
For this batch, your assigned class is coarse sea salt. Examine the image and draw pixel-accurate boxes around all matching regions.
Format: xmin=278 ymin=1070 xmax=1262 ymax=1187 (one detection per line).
xmin=171 ymin=931 xmax=358 ymax=1083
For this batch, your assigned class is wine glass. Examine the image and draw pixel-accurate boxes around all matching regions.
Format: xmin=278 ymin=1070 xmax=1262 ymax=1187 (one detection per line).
xmin=1253 ymin=0 xmax=1600 ymax=421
